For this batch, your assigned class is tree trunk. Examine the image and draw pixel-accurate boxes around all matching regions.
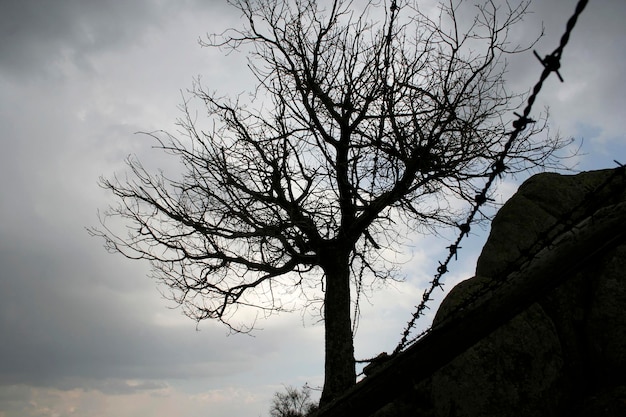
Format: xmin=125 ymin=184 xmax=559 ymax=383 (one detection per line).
xmin=319 ymin=248 xmax=356 ymax=406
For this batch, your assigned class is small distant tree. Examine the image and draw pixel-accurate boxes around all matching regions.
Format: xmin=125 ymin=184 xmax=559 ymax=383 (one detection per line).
xmin=92 ymin=0 xmax=570 ymax=405
xmin=270 ymin=385 xmax=318 ymax=417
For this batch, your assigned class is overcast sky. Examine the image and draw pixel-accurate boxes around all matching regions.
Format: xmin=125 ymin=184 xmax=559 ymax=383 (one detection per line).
xmin=0 ymin=1 xmax=624 ymax=416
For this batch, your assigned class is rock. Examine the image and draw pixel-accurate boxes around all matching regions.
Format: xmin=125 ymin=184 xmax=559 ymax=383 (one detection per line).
xmin=475 ymin=169 xmax=626 ymax=278
xmin=428 ymin=168 xmax=626 ymax=417
xmin=433 ymin=307 xmax=563 ymax=416
xmin=576 ymin=385 xmax=626 ymax=416
xmin=363 ymin=352 xmax=391 ymax=377
xmin=586 ymin=243 xmax=626 ymax=385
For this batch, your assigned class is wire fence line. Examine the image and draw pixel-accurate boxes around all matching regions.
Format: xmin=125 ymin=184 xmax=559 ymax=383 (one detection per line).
xmin=391 ymin=0 xmax=591 ymax=355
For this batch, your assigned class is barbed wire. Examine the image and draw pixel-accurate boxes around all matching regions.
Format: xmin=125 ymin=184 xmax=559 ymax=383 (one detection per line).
xmin=392 ymin=0 xmax=590 ymax=355
xmin=397 ymin=162 xmax=625 ymax=354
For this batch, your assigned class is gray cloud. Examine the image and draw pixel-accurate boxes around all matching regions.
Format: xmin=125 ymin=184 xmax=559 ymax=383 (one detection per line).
xmin=0 ymin=1 xmax=268 ymax=395
xmin=2 ymin=1 xmax=134 ymax=78
xmin=0 ymin=237 xmax=255 ymax=387
xmin=0 ymin=0 xmax=205 ymax=80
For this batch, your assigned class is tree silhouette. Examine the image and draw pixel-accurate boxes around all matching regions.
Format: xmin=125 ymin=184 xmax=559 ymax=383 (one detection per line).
xmin=270 ymin=385 xmax=318 ymax=417
xmin=92 ymin=0 xmax=570 ymax=404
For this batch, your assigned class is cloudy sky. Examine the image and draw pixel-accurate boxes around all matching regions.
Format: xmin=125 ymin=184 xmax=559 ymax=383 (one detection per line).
xmin=0 ymin=0 xmax=624 ymax=416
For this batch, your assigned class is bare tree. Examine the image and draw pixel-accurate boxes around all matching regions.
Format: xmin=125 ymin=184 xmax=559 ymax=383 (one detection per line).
xmin=270 ymin=385 xmax=318 ymax=417
xmin=92 ymin=0 xmax=570 ymax=405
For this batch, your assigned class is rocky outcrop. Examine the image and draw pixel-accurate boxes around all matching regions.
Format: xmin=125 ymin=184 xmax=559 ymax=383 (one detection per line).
xmin=315 ymin=168 xmax=626 ymax=417
xmin=430 ymin=168 xmax=626 ymax=416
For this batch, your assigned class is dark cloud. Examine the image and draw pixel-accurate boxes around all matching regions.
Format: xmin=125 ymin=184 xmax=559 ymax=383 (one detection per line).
xmin=1 ymin=0 xmax=141 ymax=78
xmin=0 ymin=0 xmax=228 ymax=80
